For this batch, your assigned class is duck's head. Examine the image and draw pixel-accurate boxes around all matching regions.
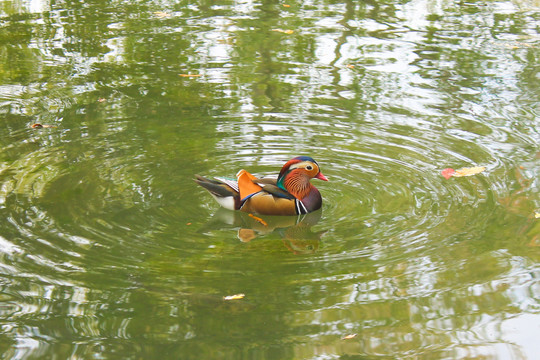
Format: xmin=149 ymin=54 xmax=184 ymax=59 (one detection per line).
xmin=277 ymin=156 xmax=328 ymax=192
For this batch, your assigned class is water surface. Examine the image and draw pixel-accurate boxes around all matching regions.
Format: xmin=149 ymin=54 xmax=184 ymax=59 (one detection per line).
xmin=0 ymin=0 xmax=539 ymax=359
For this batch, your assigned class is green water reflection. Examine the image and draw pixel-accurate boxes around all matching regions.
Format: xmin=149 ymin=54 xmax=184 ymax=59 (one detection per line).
xmin=0 ymin=0 xmax=539 ymax=359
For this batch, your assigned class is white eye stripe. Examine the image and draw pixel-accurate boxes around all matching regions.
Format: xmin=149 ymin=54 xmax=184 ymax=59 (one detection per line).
xmin=289 ymin=161 xmax=317 ymax=171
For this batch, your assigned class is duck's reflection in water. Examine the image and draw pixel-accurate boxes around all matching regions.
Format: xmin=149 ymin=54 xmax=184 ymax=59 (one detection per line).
xmin=201 ymin=208 xmax=325 ymax=254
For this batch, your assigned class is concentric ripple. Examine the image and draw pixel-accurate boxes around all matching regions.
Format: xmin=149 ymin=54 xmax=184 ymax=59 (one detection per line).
xmin=1 ymin=0 xmax=539 ymax=358
xmin=206 ymin=103 xmax=523 ymax=263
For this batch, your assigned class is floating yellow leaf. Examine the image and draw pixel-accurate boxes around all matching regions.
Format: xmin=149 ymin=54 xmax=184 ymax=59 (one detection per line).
xmin=282 ymin=4 xmax=291 ymax=7
xmin=154 ymin=11 xmax=171 ymax=19
xmin=179 ymin=74 xmax=201 ymax=77
xmin=271 ymin=29 xmax=294 ymax=34
xmin=535 ymin=212 xmax=540 ymax=219
xmin=453 ymin=166 xmax=486 ymax=177
xmin=342 ymin=334 xmax=357 ymax=340
xmin=223 ymin=294 xmax=245 ymax=301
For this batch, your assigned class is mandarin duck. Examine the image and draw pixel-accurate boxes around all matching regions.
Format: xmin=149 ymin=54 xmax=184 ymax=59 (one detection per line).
xmin=194 ymin=156 xmax=328 ymax=216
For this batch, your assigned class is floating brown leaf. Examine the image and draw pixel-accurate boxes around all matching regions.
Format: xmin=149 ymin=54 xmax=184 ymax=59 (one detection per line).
xmin=31 ymin=123 xmax=56 ymax=129
xmin=223 ymin=294 xmax=245 ymax=301
xmin=271 ymin=29 xmax=294 ymax=34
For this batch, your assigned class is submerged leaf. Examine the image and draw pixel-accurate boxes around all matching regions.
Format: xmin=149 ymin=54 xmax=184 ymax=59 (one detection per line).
xmin=223 ymin=294 xmax=245 ymax=301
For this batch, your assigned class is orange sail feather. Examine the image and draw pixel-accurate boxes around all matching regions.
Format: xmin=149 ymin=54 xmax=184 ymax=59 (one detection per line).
xmin=236 ymin=169 xmax=263 ymax=200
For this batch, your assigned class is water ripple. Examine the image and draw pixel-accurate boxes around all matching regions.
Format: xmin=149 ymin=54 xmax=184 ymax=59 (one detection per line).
xmin=0 ymin=1 xmax=538 ymax=357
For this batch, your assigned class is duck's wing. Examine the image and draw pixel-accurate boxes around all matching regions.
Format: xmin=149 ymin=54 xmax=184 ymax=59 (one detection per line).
xmin=253 ymin=178 xmax=296 ymax=200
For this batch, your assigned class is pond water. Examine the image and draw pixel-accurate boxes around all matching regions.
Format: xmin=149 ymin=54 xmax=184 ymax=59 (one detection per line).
xmin=1 ymin=0 xmax=539 ymax=358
